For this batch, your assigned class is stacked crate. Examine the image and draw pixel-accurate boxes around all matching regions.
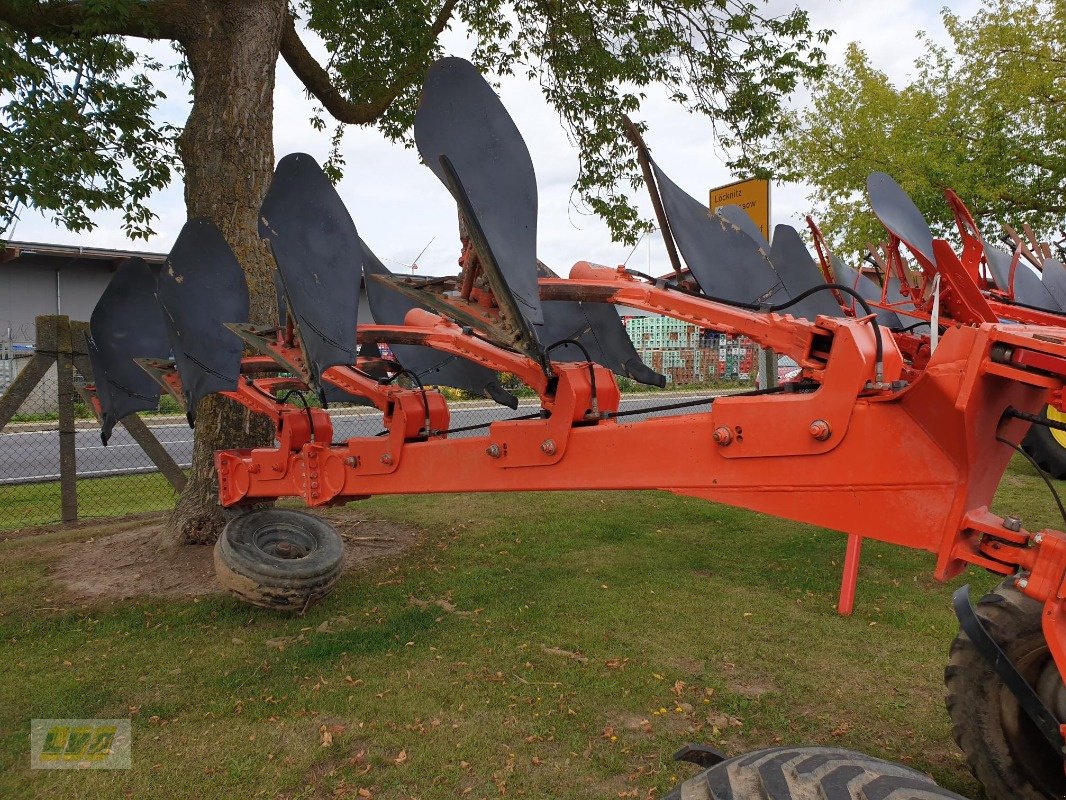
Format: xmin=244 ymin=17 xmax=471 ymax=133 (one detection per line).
xmin=622 ymin=316 xmax=756 ymax=384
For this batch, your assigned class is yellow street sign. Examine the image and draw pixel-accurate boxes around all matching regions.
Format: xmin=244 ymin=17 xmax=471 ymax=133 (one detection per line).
xmin=709 ymin=178 xmax=771 ymax=239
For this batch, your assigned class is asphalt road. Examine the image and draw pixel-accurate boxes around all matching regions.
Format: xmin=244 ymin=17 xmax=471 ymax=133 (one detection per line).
xmin=0 ymin=392 xmax=719 ymax=485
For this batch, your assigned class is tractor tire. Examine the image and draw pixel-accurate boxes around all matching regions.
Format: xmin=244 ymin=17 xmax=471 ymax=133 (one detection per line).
xmin=214 ymin=508 xmax=345 ymax=612
xmin=945 ymin=577 xmax=1066 ymax=800
xmin=664 ymin=746 xmax=968 ymax=799
xmin=1021 ymin=404 xmax=1066 ymax=479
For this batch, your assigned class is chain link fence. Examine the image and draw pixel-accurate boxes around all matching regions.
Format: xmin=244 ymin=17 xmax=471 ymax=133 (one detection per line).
xmin=0 ymin=319 xmax=761 ymax=533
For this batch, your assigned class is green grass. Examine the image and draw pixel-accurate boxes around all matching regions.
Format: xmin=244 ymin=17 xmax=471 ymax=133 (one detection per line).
xmin=10 ymin=395 xmax=187 ymax=424
xmin=0 ymin=473 xmax=180 ymax=531
xmin=0 ymin=455 xmax=1059 ymax=798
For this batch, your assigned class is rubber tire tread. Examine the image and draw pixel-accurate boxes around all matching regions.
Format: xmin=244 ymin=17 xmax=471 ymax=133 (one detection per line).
xmin=214 ymin=509 xmax=345 ymax=611
xmin=1020 ymin=406 xmax=1066 ymax=479
xmin=663 ymin=746 xmax=969 ymax=799
xmin=944 ymin=577 xmax=1061 ymax=800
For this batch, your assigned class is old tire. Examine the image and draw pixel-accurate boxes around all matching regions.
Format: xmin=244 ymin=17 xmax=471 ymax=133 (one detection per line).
xmin=214 ymin=509 xmax=345 ymax=611
xmin=664 ymin=746 xmax=968 ymax=799
xmin=1021 ymin=405 xmax=1066 ymax=479
xmin=945 ymin=578 xmax=1066 ymax=800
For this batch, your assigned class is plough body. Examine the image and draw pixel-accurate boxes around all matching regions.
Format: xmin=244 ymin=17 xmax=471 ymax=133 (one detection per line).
xmin=83 ymin=56 xmax=1066 ymax=799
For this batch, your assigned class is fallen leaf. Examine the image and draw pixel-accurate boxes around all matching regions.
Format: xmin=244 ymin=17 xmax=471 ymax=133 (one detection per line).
xmin=394 ymin=749 xmax=407 ymax=765
xmin=541 ymin=646 xmax=588 ymax=663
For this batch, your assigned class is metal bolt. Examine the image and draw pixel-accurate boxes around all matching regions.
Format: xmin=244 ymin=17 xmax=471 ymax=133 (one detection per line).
xmin=1017 ymin=576 xmax=1029 ymax=589
xmin=380 ymin=453 xmax=393 ymax=465
xmin=541 ymin=439 xmax=556 ymax=455
xmin=1002 ymin=515 xmax=1023 ymax=532
xmin=809 ymin=419 xmax=831 ymax=441
xmin=344 ymin=456 xmax=358 ymax=468
xmin=1034 ymin=532 xmax=1045 ymax=544
xmin=486 ymin=444 xmax=501 ymax=458
xmin=248 ymin=464 xmax=260 ymax=474
xmin=712 ymin=427 xmax=732 ymax=446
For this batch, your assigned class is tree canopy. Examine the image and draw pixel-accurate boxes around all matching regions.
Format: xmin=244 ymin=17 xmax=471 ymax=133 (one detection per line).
xmin=1 ymin=0 xmax=829 ymax=245
xmin=0 ymin=0 xmax=828 ymax=541
xmin=757 ymin=0 xmax=1066 ymax=256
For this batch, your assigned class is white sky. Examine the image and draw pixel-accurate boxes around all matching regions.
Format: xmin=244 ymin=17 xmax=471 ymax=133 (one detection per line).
xmin=9 ymin=0 xmax=980 ymax=277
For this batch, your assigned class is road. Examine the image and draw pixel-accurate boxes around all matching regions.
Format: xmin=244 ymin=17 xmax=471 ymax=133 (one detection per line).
xmin=0 ymin=392 xmax=720 ymax=485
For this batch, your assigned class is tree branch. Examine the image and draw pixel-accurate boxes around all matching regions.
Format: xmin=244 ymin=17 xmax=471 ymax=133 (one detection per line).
xmin=280 ymin=0 xmax=460 ymax=125
xmin=0 ymin=0 xmax=189 ymax=40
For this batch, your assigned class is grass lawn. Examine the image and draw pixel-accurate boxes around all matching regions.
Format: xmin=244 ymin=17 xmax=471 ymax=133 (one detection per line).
xmin=0 ymin=455 xmax=1059 ymax=798
xmin=0 ymin=473 xmax=180 ymax=532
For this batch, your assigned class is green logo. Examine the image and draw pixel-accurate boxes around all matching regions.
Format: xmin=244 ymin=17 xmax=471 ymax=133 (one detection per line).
xmin=31 ymin=719 xmax=130 ymax=769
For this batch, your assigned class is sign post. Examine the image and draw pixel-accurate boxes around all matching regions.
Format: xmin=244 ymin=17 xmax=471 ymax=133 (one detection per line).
xmin=710 ymin=178 xmax=775 ymax=387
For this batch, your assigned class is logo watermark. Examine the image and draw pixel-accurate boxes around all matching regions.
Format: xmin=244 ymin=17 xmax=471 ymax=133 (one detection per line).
xmin=30 ymin=719 xmax=131 ymax=769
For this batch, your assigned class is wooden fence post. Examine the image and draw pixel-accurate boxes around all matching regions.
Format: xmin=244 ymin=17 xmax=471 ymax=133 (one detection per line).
xmin=0 ymin=348 xmax=56 ymax=433
xmin=50 ymin=317 xmax=79 ymax=523
xmin=69 ymin=321 xmax=188 ymax=492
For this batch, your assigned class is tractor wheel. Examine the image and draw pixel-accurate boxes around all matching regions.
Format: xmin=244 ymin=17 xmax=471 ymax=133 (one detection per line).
xmin=1021 ymin=404 xmax=1066 ymax=479
xmin=945 ymin=577 xmax=1066 ymax=800
xmin=214 ymin=508 xmax=345 ymax=612
xmin=664 ymin=746 xmax=968 ymax=799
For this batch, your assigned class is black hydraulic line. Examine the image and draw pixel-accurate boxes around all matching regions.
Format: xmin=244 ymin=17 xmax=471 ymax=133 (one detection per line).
xmin=277 ymin=388 xmax=317 ymax=442
xmin=618 ymin=272 xmax=885 ymax=386
xmin=624 ymin=269 xmax=684 ymax=291
xmin=545 ymin=338 xmax=598 ymax=413
xmin=993 ymin=294 xmax=1066 ymax=316
xmin=438 ymin=409 xmax=544 ymax=435
xmin=243 ymin=378 xmax=317 ymax=440
xmin=380 ymin=368 xmax=433 ymax=437
xmin=1004 ymin=405 xmax=1066 ymax=434
xmin=605 ymin=396 xmax=716 ymax=418
xmin=603 ymin=383 xmax=808 ymax=420
xmin=892 ymin=321 xmax=935 ymax=334
xmin=995 ymin=434 xmax=1066 ymax=529
xmin=763 ymin=284 xmax=884 ymax=383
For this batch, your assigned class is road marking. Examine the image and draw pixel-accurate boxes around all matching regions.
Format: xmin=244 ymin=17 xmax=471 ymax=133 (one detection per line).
xmin=74 ymin=440 xmax=192 ymax=452
xmin=0 ymin=463 xmax=194 ymax=485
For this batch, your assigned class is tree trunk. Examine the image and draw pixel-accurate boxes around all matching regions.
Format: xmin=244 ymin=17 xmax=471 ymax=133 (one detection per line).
xmin=171 ymin=0 xmax=286 ymax=544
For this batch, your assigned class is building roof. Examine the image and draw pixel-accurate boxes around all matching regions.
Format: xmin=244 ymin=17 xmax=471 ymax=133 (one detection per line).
xmin=1 ymin=240 xmax=166 ymax=266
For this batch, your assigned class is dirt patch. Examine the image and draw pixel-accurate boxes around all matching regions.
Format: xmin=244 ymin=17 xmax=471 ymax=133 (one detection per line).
xmin=727 ymin=677 xmax=776 ymax=700
xmin=50 ymin=510 xmax=420 ymax=604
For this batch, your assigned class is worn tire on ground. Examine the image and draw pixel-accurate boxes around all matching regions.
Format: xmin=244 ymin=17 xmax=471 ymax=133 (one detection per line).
xmin=945 ymin=577 xmax=1066 ymax=800
xmin=214 ymin=508 xmax=345 ymax=611
xmin=663 ymin=746 xmax=969 ymax=799
xmin=1021 ymin=405 xmax=1066 ymax=479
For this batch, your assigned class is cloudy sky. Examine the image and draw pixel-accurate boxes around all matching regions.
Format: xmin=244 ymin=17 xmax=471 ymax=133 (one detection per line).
xmin=9 ymin=0 xmax=980 ymax=277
